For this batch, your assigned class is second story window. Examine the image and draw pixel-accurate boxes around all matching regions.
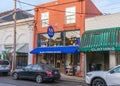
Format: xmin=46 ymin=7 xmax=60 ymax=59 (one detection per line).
xmin=41 ymin=12 xmax=49 ymax=27
xmin=65 ymin=6 xmax=76 ymax=24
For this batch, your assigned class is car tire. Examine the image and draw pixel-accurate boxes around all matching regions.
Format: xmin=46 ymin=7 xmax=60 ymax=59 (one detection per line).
xmin=92 ymin=78 xmax=107 ymax=86
xmin=36 ymin=75 xmax=43 ymax=83
xmin=12 ymin=73 xmax=19 ymax=80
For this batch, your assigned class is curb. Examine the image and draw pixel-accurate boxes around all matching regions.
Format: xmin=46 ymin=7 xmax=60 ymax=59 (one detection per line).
xmin=60 ymin=75 xmax=85 ymax=83
xmin=60 ymin=78 xmax=85 ymax=83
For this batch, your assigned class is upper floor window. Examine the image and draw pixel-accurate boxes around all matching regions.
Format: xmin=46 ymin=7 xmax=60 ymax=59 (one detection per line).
xmin=65 ymin=6 xmax=76 ymax=24
xmin=41 ymin=12 xmax=49 ymax=27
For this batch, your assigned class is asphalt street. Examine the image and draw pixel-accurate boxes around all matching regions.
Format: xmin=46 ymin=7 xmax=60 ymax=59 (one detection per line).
xmin=0 ymin=76 xmax=87 ymax=86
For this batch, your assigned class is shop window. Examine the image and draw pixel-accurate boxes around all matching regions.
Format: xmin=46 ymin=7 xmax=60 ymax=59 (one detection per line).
xmin=37 ymin=34 xmax=48 ymax=47
xmin=38 ymin=32 xmax=62 ymax=47
xmin=16 ymin=53 xmax=28 ymax=68
xmin=65 ymin=30 xmax=80 ymax=45
xmin=41 ymin=12 xmax=49 ymax=27
xmin=65 ymin=6 xmax=76 ymax=24
xmin=38 ymin=31 xmax=80 ymax=47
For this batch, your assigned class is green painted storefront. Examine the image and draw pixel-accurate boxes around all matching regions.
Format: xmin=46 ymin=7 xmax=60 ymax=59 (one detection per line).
xmin=79 ymin=27 xmax=120 ymax=72
xmin=79 ymin=27 xmax=120 ymax=52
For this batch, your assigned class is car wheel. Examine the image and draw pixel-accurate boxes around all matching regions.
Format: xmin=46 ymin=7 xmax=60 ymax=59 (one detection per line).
xmin=36 ymin=75 xmax=43 ymax=83
xmin=92 ymin=78 xmax=107 ymax=86
xmin=12 ymin=73 xmax=19 ymax=80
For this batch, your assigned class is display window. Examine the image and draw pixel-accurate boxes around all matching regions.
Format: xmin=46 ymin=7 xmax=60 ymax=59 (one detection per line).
xmin=37 ymin=30 xmax=80 ymax=47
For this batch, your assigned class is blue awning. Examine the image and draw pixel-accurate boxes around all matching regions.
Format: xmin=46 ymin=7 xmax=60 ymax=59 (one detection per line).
xmin=30 ymin=46 xmax=79 ymax=54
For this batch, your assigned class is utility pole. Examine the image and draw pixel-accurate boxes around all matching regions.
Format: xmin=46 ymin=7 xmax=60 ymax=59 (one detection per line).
xmin=11 ymin=0 xmax=16 ymax=72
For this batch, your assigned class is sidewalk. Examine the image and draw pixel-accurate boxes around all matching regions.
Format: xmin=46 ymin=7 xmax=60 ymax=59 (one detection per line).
xmin=60 ymin=73 xmax=85 ymax=83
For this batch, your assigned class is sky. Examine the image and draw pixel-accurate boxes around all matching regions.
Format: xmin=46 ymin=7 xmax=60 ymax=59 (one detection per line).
xmin=0 ymin=0 xmax=120 ymax=14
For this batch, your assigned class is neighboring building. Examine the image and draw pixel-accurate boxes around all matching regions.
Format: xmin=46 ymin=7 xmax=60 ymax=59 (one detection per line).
xmin=86 ymin=13 xmax=120 ymax=30
xmin=31 ymin=0 xmax=102 ymax=76
xmin=0 ymin=9 xmax=34 ymax=68
xmin=79 ymin=13 xmax=120 ymax=72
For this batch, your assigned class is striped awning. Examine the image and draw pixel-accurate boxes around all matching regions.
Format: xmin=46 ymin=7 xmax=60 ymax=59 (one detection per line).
xmin=79 ymin=27 xmax=120 ymax=52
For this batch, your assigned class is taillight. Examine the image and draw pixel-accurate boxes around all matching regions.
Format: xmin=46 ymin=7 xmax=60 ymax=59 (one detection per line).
xmin=46 ymin=71 xmax=52 ymax=75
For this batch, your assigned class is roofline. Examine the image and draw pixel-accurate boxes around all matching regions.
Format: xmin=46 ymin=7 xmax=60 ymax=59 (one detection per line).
xmin=84 ymin=27 xmax=120 ymax=33
xmin=0 ymin=17 xmax=34 ymax=27
xmin=35 ymin=0 xmax=56 ymax=8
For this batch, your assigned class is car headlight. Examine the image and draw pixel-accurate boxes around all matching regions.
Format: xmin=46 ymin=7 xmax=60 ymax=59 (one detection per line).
xmin=86 ymin=73 xmax=92 ymax=77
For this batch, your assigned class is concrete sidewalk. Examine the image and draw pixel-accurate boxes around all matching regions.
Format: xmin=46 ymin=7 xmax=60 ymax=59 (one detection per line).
xmin=60 ymin=73 xmax=85 ymax=83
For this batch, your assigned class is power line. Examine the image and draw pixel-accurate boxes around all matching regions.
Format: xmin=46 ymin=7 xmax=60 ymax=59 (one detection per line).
xmin=16 ymin=0 xmax=103 ymax=15
xmin=17 ymin=0 xmax=120 ymax=15
xmin=16 ymin=0 xmax=35 ymax=7
xmin=17 ymin=0 xmax=34 ymax=27
xmin=16 ymin=0 xmax=120 ymax=14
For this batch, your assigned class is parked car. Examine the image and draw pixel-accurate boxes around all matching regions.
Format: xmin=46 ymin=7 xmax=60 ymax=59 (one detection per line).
xmin=12 ymin=64 xmax=61 ymax=83
xmin=86 ymin=65 xmax=120 ymax=86
xmin=0 ymin=59 xmax=10 ymax=75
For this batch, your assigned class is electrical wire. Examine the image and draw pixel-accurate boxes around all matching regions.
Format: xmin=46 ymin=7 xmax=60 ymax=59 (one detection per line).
xmin=16 ymin=0 xmax=103 ymax=15
xmin=17 ymin=0 xmax=34 ymax=28
xmin=10 ymin=0 xmax=120 ymax=15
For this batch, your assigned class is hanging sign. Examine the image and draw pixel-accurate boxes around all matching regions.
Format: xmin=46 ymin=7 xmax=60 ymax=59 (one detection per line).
xmin=47 ymin=26 xmax=54 ymax=38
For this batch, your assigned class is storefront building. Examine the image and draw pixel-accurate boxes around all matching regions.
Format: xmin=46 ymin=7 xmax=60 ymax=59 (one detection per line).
xmin=79 ymin=27 xmax=120 ymax=72
xmin=0 ymin=9 xmax=34 ymax=68
xmin=32 ymin=0 xmax=102 ymax=76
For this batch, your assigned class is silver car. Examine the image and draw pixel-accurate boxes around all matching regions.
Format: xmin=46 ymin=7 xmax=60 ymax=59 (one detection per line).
xmin=86 ymin=65 xmax=120 ymax=86
xmin=0 ymin=59 xmax=10 ymax=75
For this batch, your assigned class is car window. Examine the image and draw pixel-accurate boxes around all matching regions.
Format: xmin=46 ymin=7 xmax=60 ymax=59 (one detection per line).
xmin=40 ymin=64 xmax=52 ymax=71
xmin=32 ymin=65 xmax=42 ymax=71
xmin=24 ymin=64 xmax=32 ymax=70
xmin=111 ymin=66 xmax=120 ymax=73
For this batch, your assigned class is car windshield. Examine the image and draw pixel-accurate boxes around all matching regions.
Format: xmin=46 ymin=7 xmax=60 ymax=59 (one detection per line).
xmin=40 ymin=64 xmax=54 ymax=71
xmin=0 ymin=60 xmax=9 ymax=65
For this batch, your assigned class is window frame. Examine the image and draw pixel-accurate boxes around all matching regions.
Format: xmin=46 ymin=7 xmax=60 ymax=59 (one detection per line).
xmin=65 ymin=6 xmax=76 ymax=24
xmin=41 ymin=12 xmax=49 ymax=27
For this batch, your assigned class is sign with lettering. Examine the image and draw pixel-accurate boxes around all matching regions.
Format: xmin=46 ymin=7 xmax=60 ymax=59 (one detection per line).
xmin=47 ymin=26 xmax=54 ymax=38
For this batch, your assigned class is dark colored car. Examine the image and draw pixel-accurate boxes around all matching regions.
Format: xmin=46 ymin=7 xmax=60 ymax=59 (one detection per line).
xmin=0 ymin=59 xmax=10 ymax=75
xmin=12 ymin=64 xmax=61 ymax=83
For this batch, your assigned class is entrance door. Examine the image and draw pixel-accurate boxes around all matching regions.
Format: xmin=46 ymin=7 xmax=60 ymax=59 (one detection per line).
xmin=55 ymin=54 xmax=62 ymax=68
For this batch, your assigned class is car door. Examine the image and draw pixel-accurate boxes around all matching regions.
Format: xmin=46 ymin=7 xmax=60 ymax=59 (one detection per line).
xmin=106 ymin=66 xmax=120 ymax=85
xmin=20 ymin=64 xmax=33 ymax=78
xmin=28 ymin=64 xmax=41 ymax=79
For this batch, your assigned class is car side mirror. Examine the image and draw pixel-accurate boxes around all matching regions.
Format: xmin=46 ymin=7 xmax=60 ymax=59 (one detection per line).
xmin=109 ymin=70 xmax=115 ymax=74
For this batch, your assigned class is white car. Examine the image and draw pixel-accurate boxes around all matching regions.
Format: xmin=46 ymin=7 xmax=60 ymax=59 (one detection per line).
xmin=86 ymin=65 xmax=120 ymax=86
